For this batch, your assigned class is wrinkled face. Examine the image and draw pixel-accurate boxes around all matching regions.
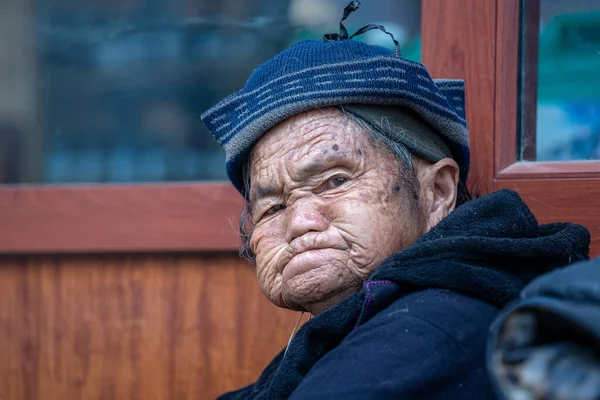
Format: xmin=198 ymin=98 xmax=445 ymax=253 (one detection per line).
xmin=248 ymin=108 xmax=430 ymax=315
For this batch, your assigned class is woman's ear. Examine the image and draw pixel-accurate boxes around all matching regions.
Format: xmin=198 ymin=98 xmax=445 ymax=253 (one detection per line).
xmin=416 ymin=158 xmax=460 ymax=232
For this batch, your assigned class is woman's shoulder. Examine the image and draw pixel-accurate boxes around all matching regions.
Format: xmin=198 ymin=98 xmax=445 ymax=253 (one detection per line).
xmin=368 ymin=288 xmax=500 ymax=349
xmin=346 ymin=288 xmax=500 ymax=375
xmin=290 ymin=290 xmax=499 ymax=398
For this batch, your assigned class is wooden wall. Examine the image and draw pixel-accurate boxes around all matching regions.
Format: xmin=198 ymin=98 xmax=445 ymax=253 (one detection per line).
xmin=0 ymin=253 xmax=298 ymax=400
xmin=3 ymin=2 xmax=598 ymax=400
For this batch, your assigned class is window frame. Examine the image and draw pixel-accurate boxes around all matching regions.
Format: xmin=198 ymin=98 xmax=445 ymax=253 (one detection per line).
xmin=494 ymin=0 xmax=600 ymax=179
xmin=0 ymin=183 xmax=242 ymax=253
xmin=3 ymin=0 xmax=598 ymax=255
xmin=492 ymin=0 xmax=600 ymax=254
xmin=422 ymin=0 xmax=600 ymax=255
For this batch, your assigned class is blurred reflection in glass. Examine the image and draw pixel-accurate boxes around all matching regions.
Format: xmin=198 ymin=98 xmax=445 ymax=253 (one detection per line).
xmin=533 ymin=0 xmax=600 ymax=161
xmin=0 ymin=0 xmax=421 ymax=184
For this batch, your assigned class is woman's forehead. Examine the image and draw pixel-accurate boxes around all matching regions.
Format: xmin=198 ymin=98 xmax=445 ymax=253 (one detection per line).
xmin=250 ymin=108 xmax=366 ymax=165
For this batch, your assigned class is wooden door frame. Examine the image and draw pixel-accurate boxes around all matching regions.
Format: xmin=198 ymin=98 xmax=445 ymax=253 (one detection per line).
xmin=494 ymin=0 xmax=600 ymax=178
xmin=422 ymin=0 xmax=600 ymax=255
xmin=0 ymin=183 xmax=243 ymax=253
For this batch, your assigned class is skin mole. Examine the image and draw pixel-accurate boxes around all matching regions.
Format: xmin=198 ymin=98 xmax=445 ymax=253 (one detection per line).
xmin=332 ymin=144 xmax=339 ymax=151
xmin=356 ymin=148 xmax=362 ymax=156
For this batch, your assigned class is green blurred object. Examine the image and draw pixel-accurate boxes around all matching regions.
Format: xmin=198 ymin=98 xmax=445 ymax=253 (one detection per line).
xmin=287 ymin=28 xmax=421 ymax=63
xmin=537 ymin=10 xmax=600 ymax=102
xmin=401 ymin=34 xmax=421 ymax=62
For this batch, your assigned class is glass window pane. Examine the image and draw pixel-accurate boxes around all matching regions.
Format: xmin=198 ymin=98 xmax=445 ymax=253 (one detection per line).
xmin=0 ymin=0 xmax=421 ymax=185
xmin=520 ymin=0 xmax=600 ymax=161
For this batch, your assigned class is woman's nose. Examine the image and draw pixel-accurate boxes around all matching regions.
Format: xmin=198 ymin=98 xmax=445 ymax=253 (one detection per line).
xmin=285 ymin=200 xmax=329 ymax=243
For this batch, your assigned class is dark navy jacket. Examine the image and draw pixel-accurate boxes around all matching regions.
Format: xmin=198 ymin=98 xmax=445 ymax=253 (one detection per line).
xmin=289 ymin=288 xmax=497 ymax=399
xmin=219 ymin=190 xmax=590 ymax=399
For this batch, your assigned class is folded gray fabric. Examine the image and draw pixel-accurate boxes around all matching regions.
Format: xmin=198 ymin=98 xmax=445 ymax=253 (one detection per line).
xmin=488 ymin=257 xmax=600 ymax=400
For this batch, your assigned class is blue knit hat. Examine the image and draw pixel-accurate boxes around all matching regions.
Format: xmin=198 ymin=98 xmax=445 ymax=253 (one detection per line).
xmin=201 ymin=8 xmax=468 ymax=197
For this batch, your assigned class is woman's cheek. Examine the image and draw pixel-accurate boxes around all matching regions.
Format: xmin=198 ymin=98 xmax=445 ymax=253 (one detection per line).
xmin=253 ymin=234 xmax=275 ymax=270
xmin=253 ymin=227 xmax=287 ymax=274
xmin=252 ymin=220 xmax=280 ymax=257
xmin=252 ymin=232 xmax=288 ymax=307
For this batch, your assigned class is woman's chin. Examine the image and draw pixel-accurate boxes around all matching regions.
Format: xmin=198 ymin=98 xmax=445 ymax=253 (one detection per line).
xmin=282 ymin=285 xmax=359 ymax=315
xmin=281 ymin=266 xmax=357 ymax=314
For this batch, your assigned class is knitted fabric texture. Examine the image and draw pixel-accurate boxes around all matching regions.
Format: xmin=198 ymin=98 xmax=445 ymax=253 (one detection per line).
xmin=201 ymin=39 xmax=469 ymax=196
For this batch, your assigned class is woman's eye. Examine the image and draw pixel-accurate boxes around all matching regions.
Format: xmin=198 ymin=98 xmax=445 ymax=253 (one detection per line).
xmin=329 ymin=176 xmax=349 ymax=188
xmin=265 ymin=204 xmax=285 ymax=215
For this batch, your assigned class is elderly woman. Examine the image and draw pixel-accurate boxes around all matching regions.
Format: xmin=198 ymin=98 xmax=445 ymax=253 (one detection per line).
xmin=201 ymin=4 xmax=590 ymax=399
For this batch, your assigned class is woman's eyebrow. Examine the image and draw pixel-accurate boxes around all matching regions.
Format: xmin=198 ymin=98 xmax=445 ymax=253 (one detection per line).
xmin=250 ymin=152 xmax=355 ymax=203
xmin=296 ymin=152 xmax=354 ymax=177
xmin=250 ymin=184 xmax=280 ymax=204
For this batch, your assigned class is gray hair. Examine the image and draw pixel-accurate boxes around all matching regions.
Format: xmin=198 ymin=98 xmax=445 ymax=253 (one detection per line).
xmin=238 ymin=108 xmax=471 ymax=263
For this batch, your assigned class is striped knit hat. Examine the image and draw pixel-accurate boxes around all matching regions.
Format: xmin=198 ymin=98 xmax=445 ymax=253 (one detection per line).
xmin=201 ymin=10 xmax=469 ymax=197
